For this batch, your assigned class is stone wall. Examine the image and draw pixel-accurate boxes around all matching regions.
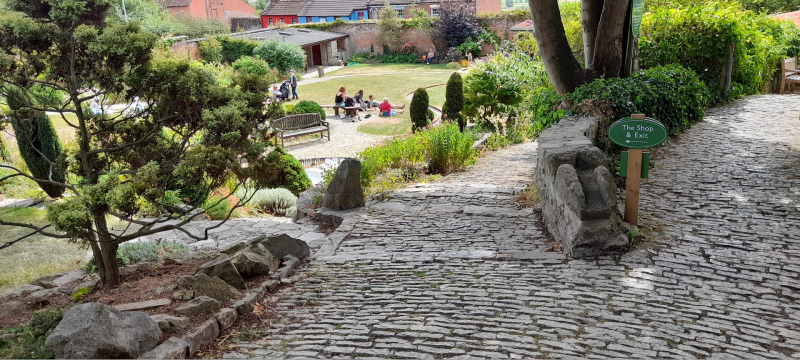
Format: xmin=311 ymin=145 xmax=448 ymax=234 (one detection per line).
xmin=535 ymin=116 xmax=628 ymax=258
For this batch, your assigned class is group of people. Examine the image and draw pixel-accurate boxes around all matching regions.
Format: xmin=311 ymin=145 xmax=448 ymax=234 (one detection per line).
xmin=334 ymin=87 xmax=405 ymax=119
xmin=271 ymin=70 xmax=299 ymax=102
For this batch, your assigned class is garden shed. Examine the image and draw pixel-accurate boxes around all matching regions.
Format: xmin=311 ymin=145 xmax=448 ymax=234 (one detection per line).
xmin=228 ymin=28 xmax=350 ymax=69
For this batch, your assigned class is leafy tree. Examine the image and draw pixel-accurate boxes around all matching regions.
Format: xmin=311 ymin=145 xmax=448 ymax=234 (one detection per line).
xmin=434 ymin=0 xmax=480 ymax=49
xmin=441 ymin=72 xmax=465 ymax=131
xmin=0 ymin=0 xmax=281 ymax=286
xmin=410 ymin=88 xmax=430 ymax=132
xmin=378 ymin=3 xmax=404 ymax=53
xmin=198 ymin=37 xmax=224 ymax=63
xmin=252 ymin=41 xmax=306 ymax=74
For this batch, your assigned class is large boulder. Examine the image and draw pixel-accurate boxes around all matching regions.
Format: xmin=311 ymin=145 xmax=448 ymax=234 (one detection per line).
xmin=322 ymin=158 xmax=365 ymax=210
xmin=45 ymin=303 xmax=161 ymax=359
xmin=260 ymin=234 xmax=310 ymax=260
xmin=176 ymin=273 xmax=242 ymax=302
xmin=230 ymin=245 xmax=279 ymax=278
xmin=194 ymin=254 xmax=246 ymax=290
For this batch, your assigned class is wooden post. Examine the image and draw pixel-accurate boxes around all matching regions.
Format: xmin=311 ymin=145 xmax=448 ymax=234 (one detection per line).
xmin=624 ymin=113 xmax=646 ymax=226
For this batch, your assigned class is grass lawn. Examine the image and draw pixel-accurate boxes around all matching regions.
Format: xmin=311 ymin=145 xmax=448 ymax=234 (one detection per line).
xmin=0 ymin=207 xmax=89 ymax=293
xmin=286 ymin=64 xmax=455 ymax=136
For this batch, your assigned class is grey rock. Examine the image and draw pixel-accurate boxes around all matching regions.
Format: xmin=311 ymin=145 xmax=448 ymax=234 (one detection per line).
xmin=31 ymin=280 xmax=58 ymax=289
xmin=73 ymin=279 xmax=99 ymax=294
xmin=322 ymin=158 xmax=365 ymax=210
xmin=52 ymin=270 xmax=87 ymax=286
xmin=139 ymin=336 xmax=189 ymax=359
xmin=214 ymin=308 xmax=237 ymax=330
xmin=194 ymin=254 xmax=246 ymax=290
xmin=176 ymin=274 xmax=241 ymax=302
xmin=25 ymin=287 xmax=71 ymax=308
xmin=231 ymin=293 xmax=258 ymax=315
xmin=172 ymin=290 xmax=194 ymax=300
xmin=45 ymin=303 xmax=161 ymax=359
xmin=150 ymin=314 xmax=190 ymax=333
xmin=181 ymin=319 xmax=219 ymax=356
xmin=219 ymin=241 xmax=246 ymax=255
xmin=230 ymin=245 xmax=279 ymax=278
xmin=1 ymin=284 xmax=44 ymax=300
xmin=176 ymin=296 xmax=220 ymax=315
xmin=113 ymin=298 xmax=171 ymax=312
xmin=260 ymin=234 xmax=310 ymax=261
xmin=155 ymin=283 xmax=178 ymax=294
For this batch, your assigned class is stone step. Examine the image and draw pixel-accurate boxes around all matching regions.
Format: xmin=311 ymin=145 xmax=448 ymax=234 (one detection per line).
xmin=113 ymin=298 xmax=171 ymax=312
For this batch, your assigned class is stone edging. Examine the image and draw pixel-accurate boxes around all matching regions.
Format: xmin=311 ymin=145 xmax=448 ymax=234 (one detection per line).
xmin=139 ymin=258 xmax=302 ymax=359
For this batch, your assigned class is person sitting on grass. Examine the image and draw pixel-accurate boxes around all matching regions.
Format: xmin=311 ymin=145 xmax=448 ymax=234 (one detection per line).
xmin=367 ymin=95 xmax=405 ymax=111
xmin=379 ymin=97 xmax=405 ymax=117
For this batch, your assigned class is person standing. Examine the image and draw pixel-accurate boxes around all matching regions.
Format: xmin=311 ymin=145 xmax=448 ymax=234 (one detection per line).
xmin=427 ymin=49 xmax=435 ymax=64
xmin=289 ymin=70 xmax=298 ymax=100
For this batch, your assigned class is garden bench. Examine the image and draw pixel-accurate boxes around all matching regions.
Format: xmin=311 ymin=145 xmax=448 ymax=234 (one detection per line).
xmin=321 ymin=104 xmax=360 ymax=117
xmin=780 ymin=57 xmax=800 ymax=94
xmin=415 ymin=54 xmax=440 ymax=64
xmin=272 ymin=113 xmax=329 ymax=148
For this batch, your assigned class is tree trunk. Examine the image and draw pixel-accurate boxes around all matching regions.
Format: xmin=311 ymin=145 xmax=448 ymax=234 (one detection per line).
xmin=528 ymin=0 xmax=586 ymax=95
xmin=582 ymin=0 xmax=604 ymax=69
xmin=591 ymin=0 xmax=630 ymax=79
xmin=88 ymin=236 xmax=105 ymax=282
xmin=94 ymin=214 xmax=120 ymax=286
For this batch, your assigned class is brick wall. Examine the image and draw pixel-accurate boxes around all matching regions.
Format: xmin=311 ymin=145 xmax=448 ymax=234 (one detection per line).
xmin=171 ymin=41 xmax=201 ymax=60
xmin=475 ymin=0 xmax=501 ymax=15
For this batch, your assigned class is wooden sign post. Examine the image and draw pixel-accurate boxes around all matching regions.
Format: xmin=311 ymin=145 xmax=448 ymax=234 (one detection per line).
xmin=607 ymin=114 xmax=668 ymax=226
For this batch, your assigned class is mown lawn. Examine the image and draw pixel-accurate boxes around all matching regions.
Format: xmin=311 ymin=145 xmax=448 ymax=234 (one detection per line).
xmin=285 ymin=64 xmax=455 ymax=136
xmin=0 ymin=207 xmax=89 ymax=293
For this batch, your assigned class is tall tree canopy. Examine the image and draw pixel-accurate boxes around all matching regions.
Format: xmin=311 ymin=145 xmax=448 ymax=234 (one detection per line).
xmin=0 ymin=0 xmax=280 ymax=285
xmin=528 ymin=0 xmax=635 ymax=95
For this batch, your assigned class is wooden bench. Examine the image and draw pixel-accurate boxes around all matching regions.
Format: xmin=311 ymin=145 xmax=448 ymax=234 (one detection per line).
xmin=781 ymin=57 xmax=800 ymax=94
xmin=321 ymin=105 xmax=360 ymax=117
xmin=272 ymin=113 xmax=329 ymax=148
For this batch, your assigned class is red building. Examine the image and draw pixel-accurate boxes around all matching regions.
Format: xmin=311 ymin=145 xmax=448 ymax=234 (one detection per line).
xmin=260 ymin=0 xmax=306 ymax=27
xmin=164 ymin=0 xmax=259 ymax=24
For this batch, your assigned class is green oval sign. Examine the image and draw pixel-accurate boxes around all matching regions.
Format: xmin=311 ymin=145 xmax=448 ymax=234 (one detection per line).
xmin=631 ymin=0 xmax=645 ymax=38
xmin=608 ymin=117 xmax=667 ymax=149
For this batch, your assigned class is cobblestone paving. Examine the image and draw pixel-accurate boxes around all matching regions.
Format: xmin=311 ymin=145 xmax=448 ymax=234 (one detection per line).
xmin=284 ymin=114 xmax=388 ymax=160
xmin=223 ymin=95 xmax=800 ymax=359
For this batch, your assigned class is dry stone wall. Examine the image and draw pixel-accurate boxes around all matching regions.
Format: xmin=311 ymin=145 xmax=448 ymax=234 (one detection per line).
xmin=535 ymin=116 xmax=628 ymax=257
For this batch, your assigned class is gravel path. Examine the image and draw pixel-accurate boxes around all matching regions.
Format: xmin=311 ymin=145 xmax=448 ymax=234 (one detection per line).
xmin=221 ymin=94 xmax=800 ymax=359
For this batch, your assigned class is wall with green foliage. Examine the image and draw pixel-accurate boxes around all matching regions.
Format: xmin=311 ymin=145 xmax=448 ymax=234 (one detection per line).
xmin=639 ymin=1 xmax=800 ymax=100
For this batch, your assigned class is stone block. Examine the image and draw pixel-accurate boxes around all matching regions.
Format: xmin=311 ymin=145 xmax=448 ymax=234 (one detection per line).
xmin=181 ymin=319 xmax=219 ymax=356
xmin=176 ymin=273 xmax=241 ymax=302
xmin=260 ymin=234 xmax=310 ymax=260
xmin=150 ymin=314 xmax=190 ymax=333
xmin=140 ymin=337 xmax=189 ymax=359
xmin=176 ymin=296 xmax=220 ymax=315
xmin=231 ymin=293 xmax=258 ymax=315
xmin=214 ymin=308 xmax=237 ymax=330
xmin=195 ymin=254 xmax=246 ymax=290
xmin=113 ymin=298 xmax=171 ymax=312
xmin=172 ymin=290 xmax=194 ymax=301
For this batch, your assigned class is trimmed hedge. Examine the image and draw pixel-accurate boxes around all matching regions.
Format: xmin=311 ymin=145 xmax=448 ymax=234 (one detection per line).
xmin=290 ymin=100 xmax=325 ymax=120
xmin=568 ymin=64 xmax=709 ymax=144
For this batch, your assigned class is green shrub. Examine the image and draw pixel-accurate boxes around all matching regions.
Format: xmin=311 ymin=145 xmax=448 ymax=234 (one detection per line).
xmin=381 ymin=53 xmax=415 ymax=64
xmin=216 ymin=36 xmax=258 ymax=64
xmin=289 ymin=100 xmax=326 ymax=120
xmin=174 ymin=14 xmax=228 ymax=38
xmin=0 ymin=308 xmax=64 ymax=359
xmin=197 ymin=37 xmax=223 ymax=63
xmin=568 ymin=64 xmax=710 ymax=155
xmin=84 ymin=252 xmax=130 ymax=273
xmin=7 ymin=87 xmax=66 ymax=198
xmin=265 ymin=101 xmax=286 ymax=120
xmin=639 ymin=2 xmax=786 ymax=100
xmin=236 ymin=187 xmax=297 ymax=217
xmin=442 ymin=72 xmax=464 ymax=130
xmin=349 ymin=52 xmax=382 ymax=63
xmin=252 ymin=41 xmax=306 ymax=74
xmin=410 ymin=88 xmax=430 ymax=132
xmin=232 ymin=56 xmax=271 ymax=75
xmin=256 ymin=147 xmax=312 ymax=196
xmin=423 ymin=123 xmax=478 ymax=174
xmin=203 ymin=193 xmax=234 ymax=220
xmin=484 ymin=132 xmax=510 ymax=151
xmin=521 ymin=87 xmax=564 ymax=139
xmin=446 ymin=62 xmax=462 ymax=70
xmin=118 ymin=240 xmax=189 ymax=264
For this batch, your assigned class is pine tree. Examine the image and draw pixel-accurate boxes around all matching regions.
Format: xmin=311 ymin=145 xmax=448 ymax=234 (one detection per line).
xmin=442 ymin=72 xmax=465 ymax=131
xmin=410 ymin=88 xmax=429 ymax=132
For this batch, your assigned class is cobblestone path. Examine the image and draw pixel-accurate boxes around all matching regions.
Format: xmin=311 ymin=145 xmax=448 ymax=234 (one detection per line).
xmin=224 ymin=95 xmax=800 ymax=359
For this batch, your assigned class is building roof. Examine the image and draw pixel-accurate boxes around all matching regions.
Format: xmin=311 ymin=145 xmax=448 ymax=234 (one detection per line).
xmin=164 ymin=0 xmax=192 ymax=7
xmin=774 ymin=10 xmax=800 ymax=27
xmin=261 ymin=0 xmax=310 ymax=16
xmin=366 ymin=0 xmax=439 ymax=6
xmin=187 ymin=27 xmax=349 ymax=47
xmin=510 ymin=19 xmax=533 ymax=32
xmin=298 ymin=0 xmax=368 ymax=17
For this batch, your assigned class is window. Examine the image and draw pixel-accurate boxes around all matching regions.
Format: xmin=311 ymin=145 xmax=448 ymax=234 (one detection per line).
xmin=319 ymin=17 xmax=327 ymax=23
xmin=224 ymin=11 xmax=231 ymax=19
xmin=291 ymin=18 xmax=297 ymax=24
xmin=431 ymin=8 xmax=439 ymax=16
xmin=337 ymin=39 xmax=346 ymax=51
xmin=395 ymin=9 xmax=404 ymax=17
xmin=357 ymin=11 xmax=364 ymax=20
xmin=269 ymin=18 xmax=273 ymax=26
xmin=279 ymin=18 xmax=285 ymax=23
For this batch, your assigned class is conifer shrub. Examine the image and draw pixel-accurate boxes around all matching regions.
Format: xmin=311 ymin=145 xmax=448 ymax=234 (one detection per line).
xmin=442 ymin=72 xmax=465 ymax=131
xmin=7 ymin=87 xmax=65 ymax=198
xmin=289 ymin=100 xmax=326 ymax=120
xmin=410 ymin=88 xmax=429 ymax=132
xmin=255 ymin=147 xmax=312 ymax=196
